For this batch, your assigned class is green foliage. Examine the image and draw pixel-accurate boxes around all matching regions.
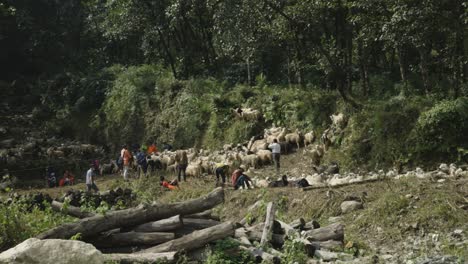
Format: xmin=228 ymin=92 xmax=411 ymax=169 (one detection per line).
xmin=337 ymin=96 xmax=432 ymax=169
xmin=205 ymin=238 xmax=255 ymax=264
xmin=282 ymin=239 xmax=308 ymax=264
xmin=412 ymin=98 xmax=468 ymax=162
xmin=0 ymin=201 xmax=73 ymax=251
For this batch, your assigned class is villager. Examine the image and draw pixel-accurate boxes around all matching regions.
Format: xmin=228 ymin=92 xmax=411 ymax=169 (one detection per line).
xmin=86 ymin=165 xmax=99 ymax=192
xmin=268 ymin=139 xmax=281 ymax=172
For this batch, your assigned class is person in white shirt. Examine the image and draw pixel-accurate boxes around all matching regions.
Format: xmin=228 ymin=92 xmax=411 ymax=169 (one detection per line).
xmin=268 ymin=139 xmax=281 ymax=172
xmin=86 ymin=165 xmax=99 ymax=192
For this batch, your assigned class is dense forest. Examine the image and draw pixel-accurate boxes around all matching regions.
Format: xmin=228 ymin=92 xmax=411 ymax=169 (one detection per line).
xmin=1 ymin=0 xmax=468 ymax=169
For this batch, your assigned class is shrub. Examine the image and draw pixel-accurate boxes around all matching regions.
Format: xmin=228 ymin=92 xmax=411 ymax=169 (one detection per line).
xmin=0 ymin=201 xmax=72 ymax=251
xmin=412 ymin=97 xmax=468 ymax=162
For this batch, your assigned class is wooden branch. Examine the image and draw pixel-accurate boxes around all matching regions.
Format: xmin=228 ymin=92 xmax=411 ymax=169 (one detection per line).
xmin=37 ymin=187 xmax=225 ymax=239
xmin=133 ymin=215 xmax=183 ymax=233
xmin=288 ymin=218 xmax=306 ymax=230
xmin=260 ymin=202 xmax=276 ymax=247
xmin=51 ymin=201 xmax=95 ymax=219
xmin=302 ymin=177 xmax=384 ymax=191
xmin=304 ymin=223 xmax=344 ymax=242
xmin=182 ymin=218 xmax=221 ymax=229
xmin=184 ymin=210 xmax=220 ymax=221
xmin=141 ymin=221 xmax=236 ymax=254
xmin=276 ymin=220 xmax=298 ymax=237
xmin=105 ymin=252 xmax=178 ymax=263
xmin=310 ymin=240 xmax=344 ymax=251
xmin=88 ymin=232 xmax=175 ymax=248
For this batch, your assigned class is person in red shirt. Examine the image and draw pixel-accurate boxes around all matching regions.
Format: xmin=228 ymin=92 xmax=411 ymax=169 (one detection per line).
xmin=160 ymin=176 xmax=179 ymax=190
xmin=147 ymin=143 xmax=158 ymax=155
xmin=231 ymin=167 xmax=252 ymax=190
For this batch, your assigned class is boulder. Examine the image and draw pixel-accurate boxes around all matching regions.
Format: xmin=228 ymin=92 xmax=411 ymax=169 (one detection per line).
xmin=305 ymin=174 xmax=323 ymax=186
xmin=438 ymin=163 xmax=449 ymax=174
xmin=341 ymin=201 xmax=363 ymax=214
xmin=0 ymin=238 xmax=106 ymax=264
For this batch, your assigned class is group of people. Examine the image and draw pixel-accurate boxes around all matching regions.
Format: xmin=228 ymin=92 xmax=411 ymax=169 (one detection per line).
xmin=46 ymin=167 xmax=75 ymax=188
xmin=47 ymin=138 xmax=282 ymax=192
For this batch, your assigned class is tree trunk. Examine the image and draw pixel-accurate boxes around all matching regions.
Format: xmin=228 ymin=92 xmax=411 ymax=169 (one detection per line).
xmin=288 ymin=218 xmax=306 ymax=230
xmin=276 ymin=220 xmax=297 ymax=237
xmin=310 ymin=240 xmax=344 ymax=251
xmin=89 ymin=232 xmax=175 ymax=248
xmin=51 ymin=201 xmax=95 ymax=219
xmin=141 ymin=221 xmax=235 ymax=253
xmin=304 ymin=223 xmax=344 ymax=242
xmin=245 ymin=230 xmax=285 ymax=247
xmin=184 ymin=210 xmax=219 ymax=221
xmin=133 ymin=215 xmax=183 ymax=233
xmin=182 ymin=218 xmax=221 ymax=229
xmin=37 ymin=188 xmax=224 ymax=239
xmin=397 ymin=45 xmax=408 ymax=90
xmin=260 ymin=202 xmax=276 ymax=247
xmin=419 ymin=48 xmax=432 ymax=94
xmin=104 ymin=252 xmax=178 ymax=264
xmin=246 ymin=57 xmax=251 ymax=85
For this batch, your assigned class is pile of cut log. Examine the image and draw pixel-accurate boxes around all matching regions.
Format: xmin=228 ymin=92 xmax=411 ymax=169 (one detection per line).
xmin=234 ymin=201 xmax=347 ymax=263
xmin=40 ymin=188 xmax=350 ymax=263
xmin=40 ymin=187 xmax=235 ymax=263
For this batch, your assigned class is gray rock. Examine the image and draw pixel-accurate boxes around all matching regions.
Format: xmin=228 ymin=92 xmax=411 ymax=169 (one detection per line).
xmin=341 ymin=201 xmax=363 ymax=214
xmin=416 ymin=255 xmax=460 ymax=264
xmin=0 ymin=238 xmax=106 ymax=264
xmin=438 ymin=163 xmax=449 ymax=174
xmin=315 ymin=250 xmax=338 ymax=261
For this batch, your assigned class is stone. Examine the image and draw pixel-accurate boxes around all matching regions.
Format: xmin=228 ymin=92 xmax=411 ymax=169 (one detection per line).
xmin=341 ymin=201 xmax=363 ymax=214
xmin=416 ymin=255 xmax=459 ymax=264
xmin=452 ymin=229 xmax=463 ymax=238
xmin=306 ymin=174 xmax=323 ymax=185
xmin=438 ymin=163 xmax=449 ymax=174
xmin=314 ymin=250 xmax=338 ymax=261
xmin=0 ymin=238 xmax=106 ymax=264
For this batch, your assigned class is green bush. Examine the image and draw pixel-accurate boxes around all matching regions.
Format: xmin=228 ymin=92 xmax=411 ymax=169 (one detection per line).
xmin=0 ymin=201 xmax=72 ymax=251
xmin=205 ymin=238 xmax=255 ymax=264
xmin=338 ymin=96 xmax=432 ymax=169
xmin=412 ymin=98 xmax=468 ymax=162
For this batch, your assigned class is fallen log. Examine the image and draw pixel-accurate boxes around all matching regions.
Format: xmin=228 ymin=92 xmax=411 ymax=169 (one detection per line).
xmin=133 ymin=215 xmax=183 ymax=233
xmin=276 ymin=220 xmax=297 ymax=237
xmin=288 ymin=218 xmax=306 ymax=230
xmin=184 ymin=210 xmax=220 ymax=221
xmin=302 ymin=177 xmax=384 ymax=191
xmin=51 ymin=201 xmax=95 ymax=219
xmin=260 ymin=202 xmax=275 ymax=247
xmin=239 ymin=246 xmax=280 ymax=264
xmin=310 ymin=240 xmax=344 ymax=251
xmin=88 ymin=232 xmax=175 ymax=248
xmin=246 ymin=230 xmax=285 ymax=247
xmin=142 ymin=221 xmax=236 ymax=253
xmin=182 ymin=218 xmax=221 ymax=229
xmin=304 ymin=223 xmax=344 ymax=242
xmin=105 ymin=252 xmax=178 ymax=264
xmin=304 ymin=219 xmax=320 ymax=230
xmin=37 ymin=187 xmax=225 ymax=239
